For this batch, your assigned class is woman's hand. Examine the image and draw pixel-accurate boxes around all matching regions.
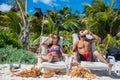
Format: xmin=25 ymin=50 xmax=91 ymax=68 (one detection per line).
xmin=48 ymin=34 xmax=54 ymax=38
xmin=62 ymin=53 xmax=67 ymax=57
xmin=37 ymin=54 xmax=42 ymax=58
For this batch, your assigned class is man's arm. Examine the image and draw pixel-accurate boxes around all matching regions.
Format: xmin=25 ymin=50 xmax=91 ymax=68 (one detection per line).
xmin=91 ymin=33 xmax=101 ymax=43
xmin=72 ymin=41 xmax=78 ymax=54
xmin=84 ymin=30 xmax=101 ymax=43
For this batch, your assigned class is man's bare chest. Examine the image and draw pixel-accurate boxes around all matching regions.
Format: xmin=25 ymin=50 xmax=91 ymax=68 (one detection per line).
xmin=77 ymin=41 xmax=90 ymax=48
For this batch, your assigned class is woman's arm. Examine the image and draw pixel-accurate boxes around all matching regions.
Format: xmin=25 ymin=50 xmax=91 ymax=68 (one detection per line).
xmin=41 ymin=34 xmax=54 ymax=49
xmin=60 ymin=47 xmax=67 ymax=56
xmin=40 ymin=38 xmax=49 ymax=49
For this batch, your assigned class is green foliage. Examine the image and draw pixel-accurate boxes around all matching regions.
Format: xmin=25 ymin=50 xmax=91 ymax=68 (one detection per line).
xmin=60 ymin=31 xmax=73 ymax=48
xmin=96 ymin=34 xmax=111 ymax=55
xmin=63 ymin=38 xmax=72 ymax=56
xmin=109 ymin=32 xmax=120 ymax=49
xmin=0 ymin=0 xmax=120 ymax=53
xmin=102 ymin=34 xmax=111 ymax=54
xmin=47 ymin=16 xmax=57 ymax=34
xmin=0 ymin=31 xmax=22 ymax=48
xmin=0 ymin=45 xmax=37 ymax=64
xmin=60 ymin=31 xmax=73 ymax=56
xmin=58 ymin=6 xmax=81 ymax=32
xmin=96 ymin=33 xmax=120 ymax=55
xmin=0 ymin=12 xmax=22 ymax=36
xmin=82 ymin=0 xmax=120 ymax=40
xmin=6 ymin=12 xmax=22 ymax=35
xmin=64 ymin=46 xmax=71 ymax=57
xmin=62 ymin=16 xmax=80 ymax=31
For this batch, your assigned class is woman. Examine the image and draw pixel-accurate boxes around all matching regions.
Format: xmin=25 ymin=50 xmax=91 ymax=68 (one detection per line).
xmin=38 ymin=34 xmax=67 ymax=63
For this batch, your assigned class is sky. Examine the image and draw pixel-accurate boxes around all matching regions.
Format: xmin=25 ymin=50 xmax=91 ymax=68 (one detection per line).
xmin=0 ymin=0 xmax=120 ymax=14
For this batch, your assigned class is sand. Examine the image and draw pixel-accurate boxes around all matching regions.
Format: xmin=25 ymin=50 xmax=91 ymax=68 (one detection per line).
xmin=0 ymin=64 xmax=119 ymax=80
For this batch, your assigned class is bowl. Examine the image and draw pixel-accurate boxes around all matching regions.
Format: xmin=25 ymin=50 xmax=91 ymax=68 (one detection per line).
xmin=10 ymin=64 xmax=21 ymax=70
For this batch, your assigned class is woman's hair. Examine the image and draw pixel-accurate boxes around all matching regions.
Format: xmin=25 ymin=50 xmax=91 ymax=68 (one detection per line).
xmin=54 ymin=34 xmax=60 ymax=43
xmin=48 ymin=34 xmax=60 ymax=48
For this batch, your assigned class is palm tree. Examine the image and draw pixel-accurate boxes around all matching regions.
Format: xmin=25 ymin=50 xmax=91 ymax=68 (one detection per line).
xmin=26 ymin=7 xmax=47 ymax=46
xmin=0 ymin=12 xmax=22 ymax=37
xmin=28 ymin=15 xmax=42 ymax=45
xmin=43 ymin=7 xmax=80 ymax=35
xmin=45 ymin=10 xmax=61 ymax=35
xmin=82 ymin=0 xmax=120 ymax=39
xmin=0 ymin=12 xmax=10 ymax=31
xmin=10 ymin=0 xmax=29 ymax=49
xmin=58 ymin=7 xmax=80 ymax=32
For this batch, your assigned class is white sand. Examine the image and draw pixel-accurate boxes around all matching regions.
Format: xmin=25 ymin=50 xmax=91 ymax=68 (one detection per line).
xmin=0 ymin=64 xmax=118 ymax=80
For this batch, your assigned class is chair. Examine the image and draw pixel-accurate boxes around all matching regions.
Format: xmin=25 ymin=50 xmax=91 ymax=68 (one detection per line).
xmin=71 ymin=33 xmax=112 ymax=75
xmin=37 ymin=36 xmax=69 ymax=74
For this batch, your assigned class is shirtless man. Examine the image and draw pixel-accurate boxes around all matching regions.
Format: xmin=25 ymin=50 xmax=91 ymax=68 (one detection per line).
xmin=72 ymin=29 xmax=112 ymax=67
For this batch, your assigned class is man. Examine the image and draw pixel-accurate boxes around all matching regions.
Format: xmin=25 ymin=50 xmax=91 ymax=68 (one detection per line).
xmin=72 ymin=30 xmax=112 ymax=67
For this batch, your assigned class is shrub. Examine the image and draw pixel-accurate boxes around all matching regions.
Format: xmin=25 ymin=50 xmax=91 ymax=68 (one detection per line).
xmin=0 ymin=45 xmax=37 ymax=64
xmin=109 ymin=32 xmax=120 ymax=49
xmin=96 ymin=33 xmax=120 ymax=55
xmin=0 ymin=31 xmax=22 ymax=48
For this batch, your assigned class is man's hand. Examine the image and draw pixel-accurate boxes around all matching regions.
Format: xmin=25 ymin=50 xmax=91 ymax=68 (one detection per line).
xmin=83 ymin=30 xmax=92 ymax=35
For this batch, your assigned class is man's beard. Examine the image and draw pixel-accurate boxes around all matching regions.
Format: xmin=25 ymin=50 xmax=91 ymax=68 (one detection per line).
xmin=80 ymin=35 xmax=85 ymax=38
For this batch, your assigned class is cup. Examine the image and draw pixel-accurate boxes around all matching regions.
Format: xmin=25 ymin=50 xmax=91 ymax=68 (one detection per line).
xmin=85 ymin=34 xmax=94 ymax=40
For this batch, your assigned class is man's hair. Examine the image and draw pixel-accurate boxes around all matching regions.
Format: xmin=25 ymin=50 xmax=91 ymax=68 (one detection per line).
xmin=77 ymin=29 xmax=84 ymax=40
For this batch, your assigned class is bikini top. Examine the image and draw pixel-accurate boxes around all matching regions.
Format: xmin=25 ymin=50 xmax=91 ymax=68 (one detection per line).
xmin=48 ymin=47 xmax=61 ymax=54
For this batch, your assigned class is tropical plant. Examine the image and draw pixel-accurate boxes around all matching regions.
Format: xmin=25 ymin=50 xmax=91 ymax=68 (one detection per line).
xmin=0 ymin=31 xmax=22 ymax=48
xmin=82 ymin=0 xmax=120 ymax=39
xmin=0 ymin=45 xmax=37 ymax=64
xmin=43 ymin=7 xmax=81 ymax=35
xmin=80 ymin=14 xmax=98 ymax=30
xmin=96 ymin=34 xmax=111 ymax=55
xmin=46 ymin=15 xmax=58 ymax=34
xmin=28 ymin=7 xmax=81 ymax=46
xmin=60 ymin=31 xmax=73 ymax=56
xmin=29 ymin=16 xmax=42 ymax=45
xmin=0 ymin=12 xmax=22 ymax=35
xmin=109 ymin=32 xmax=120 ymax=49
xmin=96 ymin=32 xmax=120 ymax=55
xmin=0 ymin=12 xmax=10 ymax=31
xmin=58 ymin=7 xmax=81 ymax=32
xmin=45 ymin=10 xmax=60 ymax=35
xmin=10 ymin=0 xmax=29 ymax=49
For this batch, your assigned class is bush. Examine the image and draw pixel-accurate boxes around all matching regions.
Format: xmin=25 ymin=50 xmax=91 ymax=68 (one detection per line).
xmin=0 ymin=31 xmax=22 ymax=48
xmin=96 ymin=33 xmax=120 ymax=55
xmin=109 ymin=32 xmax=120 ymax=49
xmin=0 ymin=45 xmax=37 ymax=64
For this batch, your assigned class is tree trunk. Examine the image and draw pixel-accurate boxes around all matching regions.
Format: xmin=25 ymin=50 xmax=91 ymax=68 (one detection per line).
xmin=21 ymin=15 xmax=29 ymax=50
xmin=16 ymin=0 xmax=29 ymax=50
xmin=21 ymin=21 xmax=29 ymax=49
